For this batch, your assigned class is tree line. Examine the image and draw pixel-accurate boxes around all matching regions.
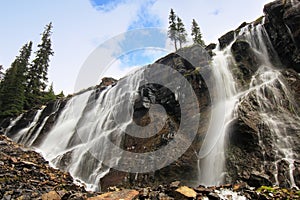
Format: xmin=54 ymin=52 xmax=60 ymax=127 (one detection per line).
xmin=0 ymin=23 xmax=63 ymax=119
xmin=168 ymin=8 xmax=205 ymax=51
xmin=0 ymin=11 xmax=206 ymax=119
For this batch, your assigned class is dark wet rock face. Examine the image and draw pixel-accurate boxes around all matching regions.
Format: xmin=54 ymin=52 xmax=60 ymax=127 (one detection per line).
xmin=231 ymin=39 xmax=260 ymax=89
xmin=99 ymin=45 xmax=212 ymax=190
xmin=264 ymin=0 xmax=300 ymax=72
xmin=6 ymin=99 xmax=68 ymax=147
xmin=226 ymin=68 xmax=300 ymax=188
xmin=223 ymin=0 xmax=300 ymax=188
xmin=218 ymin=31 xmax=235 ymax=50
xmin=205 ymin=43 xmax=217 ymax=57
xmin=1 ymin=0 xmax=300 ymax=194
xmin=0 ymin=45 xmax=212 ymax=192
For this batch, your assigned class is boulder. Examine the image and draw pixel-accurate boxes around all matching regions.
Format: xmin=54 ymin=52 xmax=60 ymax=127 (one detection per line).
xmin=87 ymin=189 xmax=139 ymax=200
xmin=218 ymin=31 xmax=235 ymax=49
xmin=172 ymin=186 xmax=197 ymax=199
xmin=41 ymin=191 xmax=61 ymax=200
xmin=231 ymin=39 xmax=260 ymax=89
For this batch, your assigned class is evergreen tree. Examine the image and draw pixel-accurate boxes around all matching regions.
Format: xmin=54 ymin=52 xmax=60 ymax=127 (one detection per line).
xmin=176 ymin=16 xmax=188 ymax=49
xmin=57 ymin=91 xmax=65 ymax=98
xmin=26 ymin=22 xmax=54 ymax=108
xmin=168 ymin=9 xmax=178 ymax=51
xmin=0 ymin=65 xmax=3 ymax=94
xmin=191 ymin=19 xmax=205 ymax=46
xmin=42 ymin=82 xmax=56 ymax=103
xmin=0 ymin=65 xmax=4 ymax=81
xmin=0 ymin=42 xmax=32 ymax=118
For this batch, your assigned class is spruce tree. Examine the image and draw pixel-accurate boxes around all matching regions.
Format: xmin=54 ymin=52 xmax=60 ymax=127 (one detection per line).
xmin=168 ymin=9 xmax=178 ymax=51
xmin=26 ymin=22 xmax=54 ymax=108
xmin=191 ymin=19 xmax=205 ymax=46
xmin=176 ymin=16 xmax=187 ymax=49
xmin=0 ymin=42 xmax=32 ymax=118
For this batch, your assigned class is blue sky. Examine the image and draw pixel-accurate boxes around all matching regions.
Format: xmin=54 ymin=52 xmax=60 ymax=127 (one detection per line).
xmin=0 ymin=0 xmax=272 ymax=94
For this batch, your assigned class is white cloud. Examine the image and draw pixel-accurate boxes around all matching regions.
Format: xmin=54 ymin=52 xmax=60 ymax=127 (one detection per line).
xmin=0 ymin=0 xmax=141 ymax=94
xmin=141 ymin=48 xmax=170 ymax=60
xmin=0 ymin=0 xmax=274 ymax=94
xmin=151 ymin=0 xmax=274 ymax=43
xmin=102 ymin=59 xmax=142 ymax=80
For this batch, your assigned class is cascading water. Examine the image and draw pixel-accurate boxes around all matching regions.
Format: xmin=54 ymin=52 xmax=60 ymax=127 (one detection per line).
xmin=198 ymin=20 xmax=300 ymax=187
xmin=3 ymin=59 xmax=200 ymax=190
xmin=198 ymin=42 xmax=238 ymax=186
xmin=4 ymin=114 xmax=23 ymax=135
xmin=13 ymin=108 xmax=45 ymax=144
xmin=240 ymin=23 xmax=300 ymax=188
xmin=36 ymin=68 xmax=146 ymax=191
xmin=3 ymin=17 xmax=300 ymax=191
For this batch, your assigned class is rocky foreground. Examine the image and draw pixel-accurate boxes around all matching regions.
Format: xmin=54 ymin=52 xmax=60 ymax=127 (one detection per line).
xmin=0 ymin=134 xmax=299 ymax=200
xmin=0 ymin=134 xmax=99 ymax=199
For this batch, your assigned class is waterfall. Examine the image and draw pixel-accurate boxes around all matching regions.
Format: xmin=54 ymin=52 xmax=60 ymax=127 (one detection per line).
xmin=249 ymin=67 xmax=300 ymax=188
xmin=198 ymin=42 xmax=238 ymax=186
xmin=3 ymin=18 xmax=300 ymax=190
xmin=4 ymin=114 xmax=23 ymax=135
xmin=198 ymin=21 xmax=300 ymax=187
xmin=13 ymin=108 xmax=45 ymax=144
xmin=33 ymin=68 xmax=145 ymax=190
xmin=243 ymin=23 xmax=299 ymax=188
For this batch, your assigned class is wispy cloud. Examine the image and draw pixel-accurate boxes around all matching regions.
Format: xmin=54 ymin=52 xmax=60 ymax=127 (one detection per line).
xmin=76 ymin=28 xmax=169 ymax=91
xmin=89 ymin=0 xmax=125 ymax=12
xmin=88 ymin=0 xmax=167 ymax=75
xmin=118 ymin=48 xmax=169 ymax=68
xmin=116 ymin=28 xmax=168 ymax=69
xmin=211 ymin=9 xmax=221 ymax=16
xmin=128 ymin=0 xmax=161 ymax=29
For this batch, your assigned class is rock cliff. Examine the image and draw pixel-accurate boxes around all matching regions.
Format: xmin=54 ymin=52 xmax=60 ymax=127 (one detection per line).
xmin=1 ymin=0 xmax=300 ymax=194
xmin=223 ymin=0 xmax=300 ymax=188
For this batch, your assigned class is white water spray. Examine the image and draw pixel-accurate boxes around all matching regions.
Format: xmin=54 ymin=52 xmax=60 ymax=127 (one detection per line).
xmin=198 ymin=42 xmax=238 ymax=186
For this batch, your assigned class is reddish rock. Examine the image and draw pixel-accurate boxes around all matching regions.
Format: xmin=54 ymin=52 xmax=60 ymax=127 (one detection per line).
xmin=87 ymin=189 xmax=139 ymax=200
xmin=100 ymin=77 xmax=117 ymax=87
xmin=173 ymin=186 xmax=197 ymax=199
xmin=41 ymin=191 xmax=61 ymax=200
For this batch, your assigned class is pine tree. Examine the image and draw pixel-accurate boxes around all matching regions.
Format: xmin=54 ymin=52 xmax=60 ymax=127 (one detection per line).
xmin=168 ymin=9 xmax=178 ymax=51
xmin=26 ymin=22 xmax=54 ymax=108
xmin=0 ymin=42 xmax=32 ymax=118
xmin=176 ymin=16 xmax=188 ymax=49
xmin=191 ymin=19 xmax=205 ymax=46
